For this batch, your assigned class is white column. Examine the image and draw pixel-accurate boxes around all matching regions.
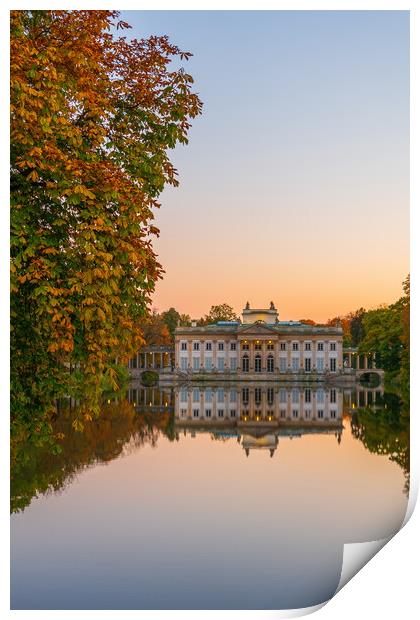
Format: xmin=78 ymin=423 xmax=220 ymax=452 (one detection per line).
xmin=188 ymin=340 xmax=192 ymax=370
xmin=236 ymin=339 xmax=240 ymax=371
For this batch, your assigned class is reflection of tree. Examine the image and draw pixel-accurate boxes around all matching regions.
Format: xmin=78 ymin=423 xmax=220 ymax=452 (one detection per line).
xmin=351 ymin=393 xmax=409 ymax=496
xmin=11 ymin=400 xmax=174 ymax=514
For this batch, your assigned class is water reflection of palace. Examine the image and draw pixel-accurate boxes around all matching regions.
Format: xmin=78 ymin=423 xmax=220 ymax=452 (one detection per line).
xmin=343 ymin=386 xmax=384 ymax=413
xmin=127 ymin=386 xmax=174 ymax=414
xmin=174 ymin=384 xmax=343 ymax=427
xmin=125 ymin=383 xmax=390 ymax=458
xmin=126 ymin=383 xmax=385 ymax=419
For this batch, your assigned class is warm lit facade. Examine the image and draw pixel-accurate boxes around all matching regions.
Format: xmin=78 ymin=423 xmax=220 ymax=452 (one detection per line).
xmin=174 ymin=302 xmax=343 ymax=379
xmin=175 ymin=384 xmax=343 ymax=425
xmin=173 ymin=383 xmax=344 ymax=456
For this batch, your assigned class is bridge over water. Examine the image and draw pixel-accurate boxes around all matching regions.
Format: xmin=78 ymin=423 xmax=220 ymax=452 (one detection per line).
xmin=343 ymin=347 xmax=384 ymax=381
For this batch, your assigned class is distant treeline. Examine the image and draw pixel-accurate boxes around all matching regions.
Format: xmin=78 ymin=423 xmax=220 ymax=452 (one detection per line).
xmin=141 ymin=304 xmax=240 ymax=345
xmin=322 ymin=275 xmax=409 ymax=392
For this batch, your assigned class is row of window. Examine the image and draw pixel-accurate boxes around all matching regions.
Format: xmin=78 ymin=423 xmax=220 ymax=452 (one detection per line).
xmin=180 ymin=357 xmax=239 ymax=371
xmin=243 ymin=356 xmax=337 ymax=372
xmin=182 ymin=342 xmax=237 ymax=351
xmin=180 ymin=341 xmax=337 ymax=351
xmin=180 ymin=388 xmax=337 ymax=404
xmin=179 ymin=357 xmax=337 ymax=372
xmin=180 ymin=408 xmax=337 ymax=420
xmin=283 ymin=409 xmax=336 ymax=419
xmin=192 ymin=409 xmax=237 ymax=418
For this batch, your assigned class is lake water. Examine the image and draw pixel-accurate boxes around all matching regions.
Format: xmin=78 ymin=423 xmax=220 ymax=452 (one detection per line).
xmin=10 ymin=382 xmax=409 ymax=610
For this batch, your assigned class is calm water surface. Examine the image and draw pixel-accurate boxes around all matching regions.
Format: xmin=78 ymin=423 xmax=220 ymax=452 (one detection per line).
xmin=11 ymin=382 xmax=409 ymax=610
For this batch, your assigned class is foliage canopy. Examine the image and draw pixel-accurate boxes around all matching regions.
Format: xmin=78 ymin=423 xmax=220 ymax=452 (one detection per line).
xmin=200 ymin=304 xmax=240 ymax=325
xmin=10 ymin=10 xmax=202 ymax=433
xmin=358 ymin=275 xmax=409 ymax=394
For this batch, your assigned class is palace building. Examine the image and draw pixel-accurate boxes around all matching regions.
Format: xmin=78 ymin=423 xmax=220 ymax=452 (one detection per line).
xmin=174 ymin=302 xmax=343 ymax=378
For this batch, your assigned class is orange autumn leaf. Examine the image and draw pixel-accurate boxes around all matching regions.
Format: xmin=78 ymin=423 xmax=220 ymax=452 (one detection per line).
xmin=11 ymin=10 xmax=202 ymax=424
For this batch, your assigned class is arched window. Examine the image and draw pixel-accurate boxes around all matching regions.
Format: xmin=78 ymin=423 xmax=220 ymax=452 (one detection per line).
xmin=242 ymin=355 xmax=249 ymax=373
xmin=255 ymin=354 xmax=262 ymax=373
xmin=267 ymin=354 xmax=274 ymax=373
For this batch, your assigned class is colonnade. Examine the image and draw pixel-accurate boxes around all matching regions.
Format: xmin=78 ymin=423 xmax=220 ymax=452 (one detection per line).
xmin=128 ymin=348 xmax=174 ymax=371
xmin=344 ymin=350 xmax=377 ymax=370
xmin=342 ymin=387 xmax=384 ymax=410
xmin=127 ymin=386 xmax=173 ymax=408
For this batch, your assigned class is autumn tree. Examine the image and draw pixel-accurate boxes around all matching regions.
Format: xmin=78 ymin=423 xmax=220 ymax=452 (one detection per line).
xmin=349 ymin=308 xmax=366 ymax=346
xmin=327 ymin=308 xmax=365 ymax=347
xmin=179 ymin=313 xmax=192 ymax=327
xmin=161 ymin=307 xmax=180 ymax=339
xmin=326 ymin=315 xmax=351 ymax=346
xmin=138 ymin=310 xmax=171 ymax=346
xmin=161 ymin=307 xmax=191 ymax=340
xmin=10 ymin=10 xmax=202 ymax=431
xmin=201 ymin=304 xmax=239 ymax=325
xmin=11 ymin=398 xmax=174 ymax=513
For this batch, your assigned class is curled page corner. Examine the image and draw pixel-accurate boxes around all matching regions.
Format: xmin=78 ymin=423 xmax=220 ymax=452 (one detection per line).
xmin=403 ymin=480 xmax=418 ymax=527
xmin=288 ymin=602 xmax=327 ymax=618
xmin=333 ymin=482 xmax=417 ymax=601
xmin=268 ymin=602 xmax=326 ymax=618
xmin=238 ymin=602 xmax=327 ymax=619
xmin=335 ymin=537 xmax=391 ymax=595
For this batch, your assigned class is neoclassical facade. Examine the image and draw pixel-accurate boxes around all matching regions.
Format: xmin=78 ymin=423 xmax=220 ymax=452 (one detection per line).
xmin=174 ymin=303 xmax=343 ymax=378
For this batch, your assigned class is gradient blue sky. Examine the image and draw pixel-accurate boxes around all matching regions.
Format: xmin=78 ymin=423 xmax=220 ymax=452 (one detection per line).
xmin=122 ymin=10 xmax=409 ymax=322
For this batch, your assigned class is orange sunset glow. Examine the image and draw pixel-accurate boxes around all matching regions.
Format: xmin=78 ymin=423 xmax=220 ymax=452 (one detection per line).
xmin=127 ymin=10 xmax=411 ymax=322
xmin=152 ymin=191 xmax=409 ymax=321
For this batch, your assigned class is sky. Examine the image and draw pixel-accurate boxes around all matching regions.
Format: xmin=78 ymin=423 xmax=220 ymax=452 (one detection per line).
xmin=121 ymin=10 xmax=409 ymax=323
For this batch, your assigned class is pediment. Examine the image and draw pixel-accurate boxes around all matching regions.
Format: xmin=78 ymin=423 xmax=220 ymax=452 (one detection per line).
xmin=238 ymin=322 xmax=279 ymax=336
